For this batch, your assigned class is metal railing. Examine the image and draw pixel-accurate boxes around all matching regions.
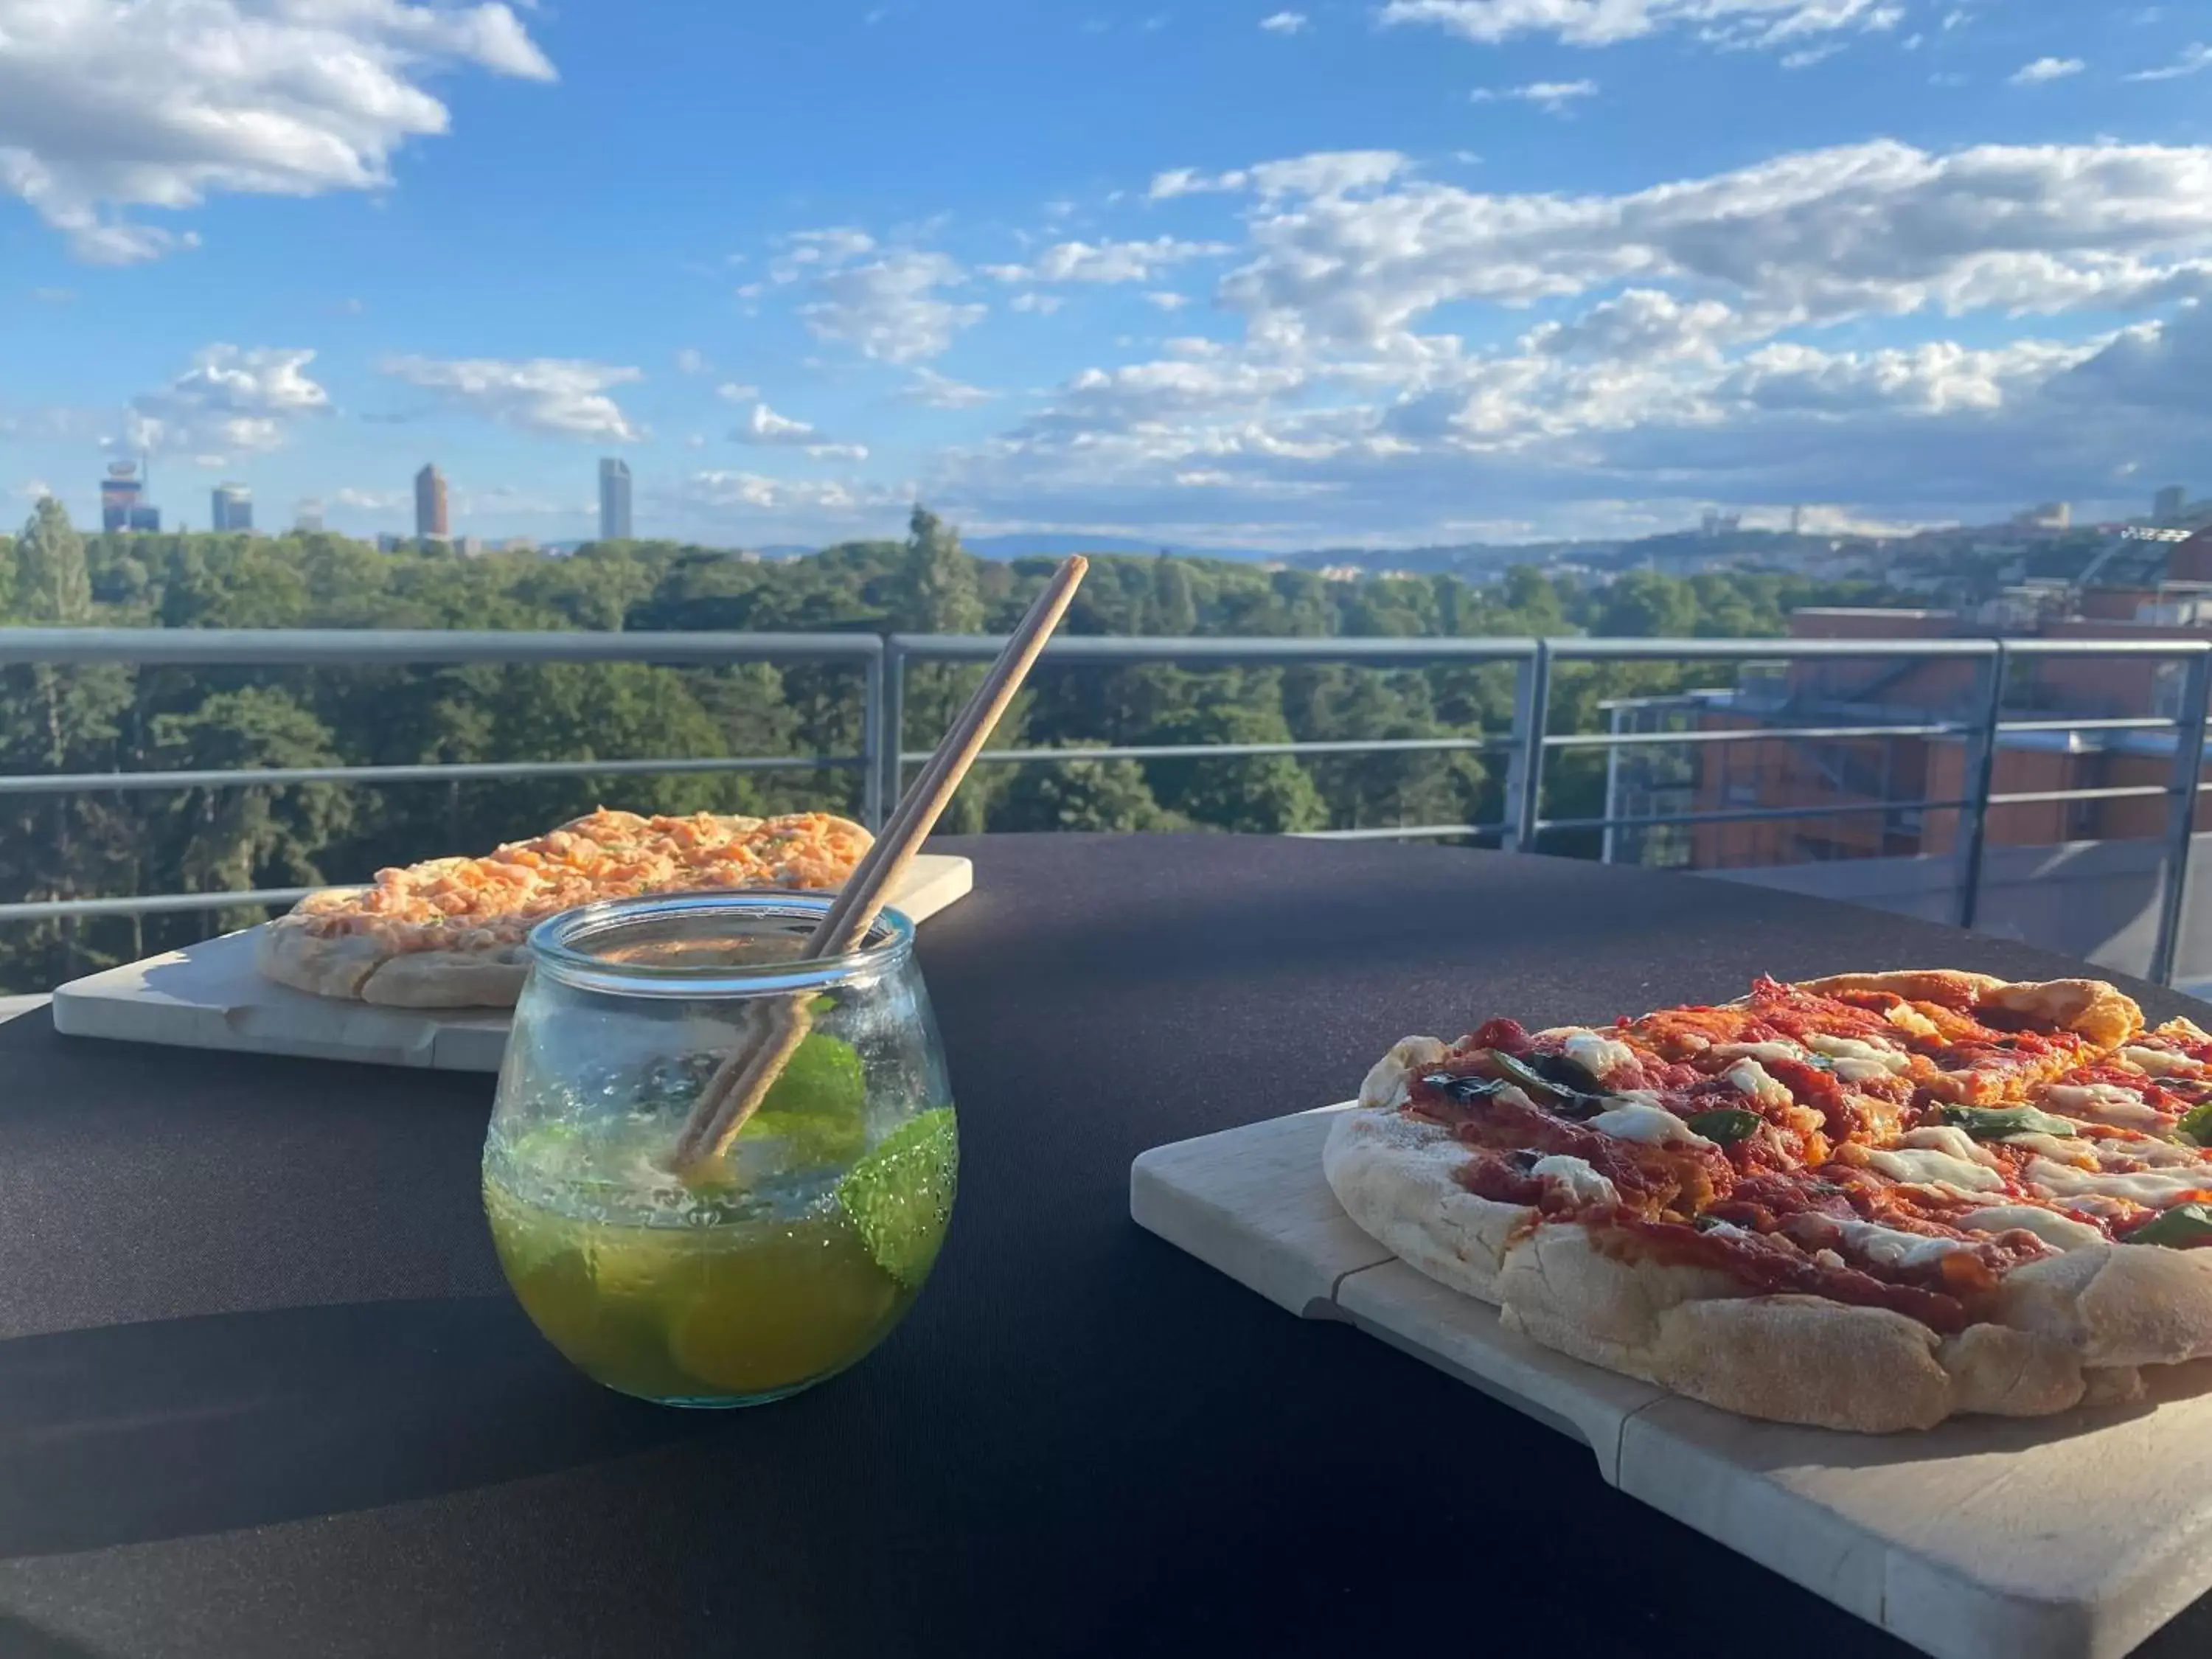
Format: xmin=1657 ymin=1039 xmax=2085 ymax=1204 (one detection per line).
xmin=4 ymin=627 xmax=2211 ymax=984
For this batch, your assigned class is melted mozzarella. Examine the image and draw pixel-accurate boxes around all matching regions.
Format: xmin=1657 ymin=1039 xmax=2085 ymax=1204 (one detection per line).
xmin=1959 ymin=1205 xmax=2105 ymax=1251
xmin=1804 ymin=1032 xmax=1910 ymax=1074
xmin=1833 ymin=1218 xmax=1976 ymax=1270
xmin=1528 ymin=1155 xmax=1619 ymax=1207
xmin=1561 ymin=1029 xmax=1638 ymax=1079
xmin=1899 ymin=1125 xmax=2002 ymax=1169
xmin=2040 ymin=1082 xmax=2166 ymax=1131
xmin=1882 ymin=1004 xmax=1943 ymax=1039
xmin=1587 ymin=1102 xmax=1715 ymax=1149
xmin=2028 ymin=1158 xmax=2212 ymax=1209
xmin=1858 ymin=1144 xmax=2008 ymax=1192
xmin=2122 ymin=1045 xmax=2208 ymax=1079
xmin=2004 ymin=1133 xmax=2096 ymax=1166
xmin=1723 ymin=1057 xmax=1795 ymax=1109
xmin=1702 ymin=1219 xmax=1753 ymax=1240
xmin=1714 ymin=1040 xmax=1808 ymax=1067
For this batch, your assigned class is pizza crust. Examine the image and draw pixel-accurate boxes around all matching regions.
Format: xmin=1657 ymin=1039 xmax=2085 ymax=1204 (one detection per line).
xmin=1994 ymin=1243 xmax=2212 ymax=1368
xmin=255 ymin=917 xmax=389 ymax=1001
xmin=1322 ymin=1106 xmax=1532 ymax=1304
xmin=1798 ymin=968 xmax=2143 ymax=1049
xmin=357 ymin=949 xmax=530 ymax=1009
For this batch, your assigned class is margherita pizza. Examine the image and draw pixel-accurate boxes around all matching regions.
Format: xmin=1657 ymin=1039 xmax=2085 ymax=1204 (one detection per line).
xmin=1326 ymin=969 xmax=2212 ymax=1432
xmin=257 ymin=808 xmax=871 ymax=1009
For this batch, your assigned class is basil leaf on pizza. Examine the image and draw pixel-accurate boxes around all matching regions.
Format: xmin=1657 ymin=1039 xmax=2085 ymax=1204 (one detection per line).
xmin=1683 ymin=1108 xmax=1762 ymax=1145
xmin=2129 ymin=1204 xmax=2212 ymax=1248
xmin=1939 ymin=1105 xmax=2082 ymax=1141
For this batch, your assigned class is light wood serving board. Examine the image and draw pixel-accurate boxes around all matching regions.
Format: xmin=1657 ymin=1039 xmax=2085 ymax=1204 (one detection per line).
xmin=1132 ymin=1105 xmax=2212 ymax=1659
xmin=48 ymin=854 xmax=973 ymax=1074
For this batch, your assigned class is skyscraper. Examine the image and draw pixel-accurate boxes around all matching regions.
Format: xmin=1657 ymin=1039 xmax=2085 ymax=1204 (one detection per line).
xmin=2157 ymin=485 xmax=2188 ymax=521
xmin=415 ymin=465 xmax=449 ymax=540
xmin=100 ymin=461 xmax=143 ymax=532
xmin=295 ymin=499 xmax=325 ymax=533
xmin=212 ymin=482 xmax=252 ymax=532
xmin=599 ymin=457 xmax=633 ymax=541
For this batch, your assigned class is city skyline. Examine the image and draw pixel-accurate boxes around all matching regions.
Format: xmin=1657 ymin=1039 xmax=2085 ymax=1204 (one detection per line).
xmin=4 ymin=3 xmax=2210 ymax=551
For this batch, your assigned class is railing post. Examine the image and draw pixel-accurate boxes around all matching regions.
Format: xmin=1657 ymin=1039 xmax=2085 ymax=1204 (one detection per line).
xmin=860 ymin=650 xmax=886 ymax=831
xmin=880 ymin=637 xmax=907 ymax=821
xmin=1506 ymin=642 xmax=1553 ymax=855
xmin=1955 ymin=642 xmax=2006 ymax=931
xmin=2151 ymin=649 xmax=2212 ymax=987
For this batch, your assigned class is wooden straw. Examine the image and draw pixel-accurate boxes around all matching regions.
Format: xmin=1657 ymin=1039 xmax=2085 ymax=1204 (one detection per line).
xmin=669 ymin=556 xmax=1089 ymax=1172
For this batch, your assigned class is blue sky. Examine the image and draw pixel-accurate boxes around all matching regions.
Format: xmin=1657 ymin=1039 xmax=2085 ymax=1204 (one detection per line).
xmin=3 ymin=0 xmax=2210 ymax=549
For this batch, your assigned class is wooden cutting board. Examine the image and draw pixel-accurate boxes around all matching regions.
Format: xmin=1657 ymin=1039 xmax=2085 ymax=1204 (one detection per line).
xmin=1132 ymin=1105 xmax=2212 ymax=1659
xmin=49 ymin=854 xmax=973 ymax=1073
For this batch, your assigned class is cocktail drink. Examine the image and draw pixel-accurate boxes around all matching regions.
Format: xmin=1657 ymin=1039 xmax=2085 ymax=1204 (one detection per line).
xmin=483 ymin=893 xmax=956 ymax=1407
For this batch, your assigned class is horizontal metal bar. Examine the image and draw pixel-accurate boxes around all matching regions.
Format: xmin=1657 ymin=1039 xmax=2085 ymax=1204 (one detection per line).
xmin=1551 ymin=721 xmax=1969 ymax=751
xmin=0 ymin=628 xmax=881 ymax=667
xmin=1985 ymin=785 xmax=2174 ymax=807
xmin=1290 ymin=823 xmax=1508 ymax=842
xmin=0 ymin=754 xmax=863 ymax=797
xmin=1542 ymin=798 xmax=1973 ymax=834
xmin=900 ymin=736 xmax=1514 ymax=767
xmin=0 ymin=888 xmax=314 ymax=922
xmin=2000 ymin=639 xmax=2212 ymax=658
xmin=1995 ymin=716 xmax=2182 ymax=734
xmin=891 ymin=633 xmax=1540 ymax=664
xmin=1548 ymin=638 xmax=2001 ymax=661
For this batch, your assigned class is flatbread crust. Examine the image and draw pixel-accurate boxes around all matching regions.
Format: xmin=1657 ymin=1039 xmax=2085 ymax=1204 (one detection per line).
xmin=357 ymin=949 xmax=530 ymax=1009
xmin=256 ymin=916 xmax=389 ymax=1001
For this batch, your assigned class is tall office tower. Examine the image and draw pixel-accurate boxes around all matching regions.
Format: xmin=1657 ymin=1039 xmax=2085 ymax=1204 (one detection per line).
xmin=100 ymin=461 xmax=143 ymax=532
xmin=295 ymin=499 xmax=326 ymax=533
xmin=212 ymin=483 xmax=253 ymax=532
xmin=415 ymin=465 xmax=450 ymax=540
xmin=2156 ymin=485 xmax=2188 ymax=521
xmin=599 ymin=457 xmax=633 ymax=540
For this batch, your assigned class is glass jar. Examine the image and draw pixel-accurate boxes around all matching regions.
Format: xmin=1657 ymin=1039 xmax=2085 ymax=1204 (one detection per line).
xmin=482 ymin=891 xmax=956 ymax=1408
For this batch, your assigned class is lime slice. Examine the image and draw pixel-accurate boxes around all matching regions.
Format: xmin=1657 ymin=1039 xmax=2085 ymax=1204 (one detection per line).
xmin=836 ymin=1107 xmax=958 ymax=1289
xmin=737 ymin=1034 xmax=867 ymax=1166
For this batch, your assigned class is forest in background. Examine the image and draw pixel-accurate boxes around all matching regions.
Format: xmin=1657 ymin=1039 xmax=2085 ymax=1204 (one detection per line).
xmin=0 ymin=501 xmax=1886 ymax=991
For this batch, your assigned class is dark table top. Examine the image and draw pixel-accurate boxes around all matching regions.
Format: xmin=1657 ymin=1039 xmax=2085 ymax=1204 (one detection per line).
xmin=3 ymin=834 xmax=2209 ymax=1659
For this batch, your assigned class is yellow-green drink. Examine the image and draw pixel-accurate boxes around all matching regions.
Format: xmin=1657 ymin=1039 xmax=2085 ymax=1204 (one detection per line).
xmin=483 ymin=893 xmax=959 ymax=1408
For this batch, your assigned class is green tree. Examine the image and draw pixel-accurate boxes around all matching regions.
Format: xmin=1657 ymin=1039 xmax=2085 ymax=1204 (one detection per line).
xmin=992 ymin=750 xmax=1185 ymax=832
xmin=0 ymin=500 xmax=133 ymax=981
xmin=891 ymin=507 xmax=998 ymax=832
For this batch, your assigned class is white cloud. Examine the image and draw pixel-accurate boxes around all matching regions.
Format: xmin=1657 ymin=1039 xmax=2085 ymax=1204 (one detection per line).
xmin=330 ymin=486 xmax=409 ymax=512
xmin=0 ymin=0 xmax=553 ymax=263
xmin=1780 ymin=41 xmax=1842 ymax=66
xmin=716 ymin=381 xmax=762 ymax=403
xmin=985 ymin=236 xmax=1234 ymax=284
xmin=1148 ymin=151 xmax=1408 ymax=202
xmin=1259 ymin=10 xmax=1310 ymax=32
xmin=1219 ymin=140 xmax=2212 ymax=347
xmin=2011 ymin=56 xmax=2085 ymax=84
xmin=126 ymin=345 xmax=330 ymax=459
xmin=2126 ymin=43 xmax=2212 ymax=80
xmin=1010 ymin=292 xmax=1065 ymax=315
xmin=674 ymin=348 xmax=712 ymax=375
xmin=731 ymin=400 xmax=869 ymax=461
xmin=1146 ymin=291 xmax=1193 ymax=310
xmin=672 ymin=471 xmax=907 ymax=518
xmin=1471 ymin=78 xmax=1599 ymax=111
xmin=1380 ymin=0 xmax=1905 ymax=51
xmin=799 ymin=248 xmax=985 ymax=363
xmin=379 ymin=355 xmax=644 ymax=442
xmin=906 ymin=368 xmax=998 ymax=408
xmin=770 ymin=227 xmax=878 ymax=282
xmin=927 ymin=139 xmax=2212 ymax=545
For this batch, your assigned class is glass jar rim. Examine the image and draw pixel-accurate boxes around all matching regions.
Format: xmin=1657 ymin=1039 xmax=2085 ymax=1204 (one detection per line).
xmin=526 ymin=891 xmax=914 ymax=999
